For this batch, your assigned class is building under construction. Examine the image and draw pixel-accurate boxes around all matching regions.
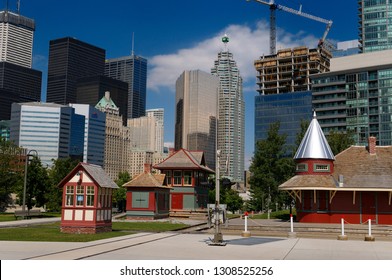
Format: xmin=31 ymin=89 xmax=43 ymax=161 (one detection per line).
xmin=254 ymin=46 xmax=331 ymax=95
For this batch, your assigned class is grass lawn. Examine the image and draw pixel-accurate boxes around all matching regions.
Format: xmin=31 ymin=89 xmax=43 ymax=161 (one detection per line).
xmin=0 ymin=212 xmax=61 ymax=222
xmin=0 ymin=221 xmax=188 ymax=242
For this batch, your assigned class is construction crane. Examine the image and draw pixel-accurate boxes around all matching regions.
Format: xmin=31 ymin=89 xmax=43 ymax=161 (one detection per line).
xmin=246 ymin=0 xmax=333 ymax=54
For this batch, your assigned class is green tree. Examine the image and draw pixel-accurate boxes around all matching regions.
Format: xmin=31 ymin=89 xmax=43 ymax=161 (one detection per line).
xmin=222 ymin=189 xmax=244 ymax=213
xmin=326 ymin=130 xmax=355 ymax=155
xmin=46 ymin=157 xmax=80 ymax=212
xmin=16 ymin=155 xmax=50 ymax=210
xmin=249 ymin=122 xmax=295 ymax=211
xmin=114 ymin=171 xmax=131 ymax=212
xmin=0 ymin=139 xmax=23 ymax=211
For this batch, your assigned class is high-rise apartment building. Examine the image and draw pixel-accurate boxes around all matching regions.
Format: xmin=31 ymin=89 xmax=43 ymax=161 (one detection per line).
xmin=105 ymin=55 xmax=147 ymax=119
xmin=359 ymin=0 xmax=392 ymax=53
xmin=211 ymin=42 xmax=244 ymax=181
xmin=146 ymin=108 xmax=164 ymax=153
xmin=95 ymin=92 xmax=131 ymax=180
xmin=46 ymin=37 xmax=105 ymax=104
xmin=312 ymin=49 xmax=392 ymax=146
xmin=10 ymin=102 xmax=77 ymax=167
xmin=0 ymin=10 xmax=35 ymax=68
xmin=174 ymin=70 xmax=218 ymax=170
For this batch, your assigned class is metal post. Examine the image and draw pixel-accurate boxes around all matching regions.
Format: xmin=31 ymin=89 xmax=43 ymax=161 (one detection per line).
xmin=22 ymin=150 xmax=37 ymax=217
xmin=368 ymin=219 xmax=371 ymax=236
xmin=290 ymin=214 xmax=294 ymax=233
xmin=337 ymin=218 xmax=348 ymax=240
xmin=245 ymin=215 xmax=248 ymax=232
xmin=341 ymin=218 xmax=345 ymax=236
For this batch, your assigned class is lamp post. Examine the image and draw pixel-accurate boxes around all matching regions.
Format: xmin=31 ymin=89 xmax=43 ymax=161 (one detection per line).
xmin=22 ymin=149 xmax=38 ymax=216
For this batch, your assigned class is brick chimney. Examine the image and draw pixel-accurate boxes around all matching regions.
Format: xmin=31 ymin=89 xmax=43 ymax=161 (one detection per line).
xmin=144 ymin=163 xmax=152 ymax=173
xmin=368 ymin=136 xmax=376 ymax=155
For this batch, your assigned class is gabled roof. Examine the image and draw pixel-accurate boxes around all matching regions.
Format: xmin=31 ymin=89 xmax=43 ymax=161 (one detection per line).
xmin=123 ymin=173 xmax=170 ymax=189
xmin=294 ymin=112 xmax=335 ymax=160
xmin=333 ymin=146 xmax=392 ymax=189
xmin=154 ymin=149 xmax=214 ymax=173
xmin=58 ymin=162 xmax=118 ymax=189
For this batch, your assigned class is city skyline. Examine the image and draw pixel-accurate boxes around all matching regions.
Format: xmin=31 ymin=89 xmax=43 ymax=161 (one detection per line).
xmin=15 ymin=0 xmax=358 ymax=169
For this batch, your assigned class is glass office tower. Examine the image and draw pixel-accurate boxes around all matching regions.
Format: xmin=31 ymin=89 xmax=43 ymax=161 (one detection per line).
xmin=359 ymin=0 xmax=392 ymax=53
xmin=46 ymin=37 xmax=105 ymax=105
xmin=175 ymin=70 xmax=218 ymax=170
xmin=255 ymin=91 xmax=313 ymax=154
xmin=105 ymin=55 xmax=147 ymax=119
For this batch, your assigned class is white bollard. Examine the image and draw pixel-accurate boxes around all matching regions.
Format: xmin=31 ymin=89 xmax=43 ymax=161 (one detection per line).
xmin=365 ymin=219 xmax=375 ymax=241
xmin=241 ymin=212 xmax=251 ymax=237
xmin=287 ymin=214 xmax=297 ymax=238
xmin=338 ymin=218 xmax=348 ymax=240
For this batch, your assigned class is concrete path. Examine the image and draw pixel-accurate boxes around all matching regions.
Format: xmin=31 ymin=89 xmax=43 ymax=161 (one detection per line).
xmin=1 ymin=217 xmax=392 ymax=260
xmin=1 ymin=230 xmax=392 ymax=260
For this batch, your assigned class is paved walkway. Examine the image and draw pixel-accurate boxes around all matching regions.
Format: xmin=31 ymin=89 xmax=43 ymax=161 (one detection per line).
xmin=1 ymin=217 xmax=392 ymax=260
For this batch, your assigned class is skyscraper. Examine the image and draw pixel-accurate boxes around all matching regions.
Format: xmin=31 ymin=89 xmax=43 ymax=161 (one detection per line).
xmin=0 ymin=10 xmax=35 ymax=68
xmin=175 ymin=70 xmax=218 ymax=170
xmin=0 ymin=8 xmax=41 ymax=121
xmin=359 ymin=1 xmax=392 ymax=53
xmin=70 ymin=104 xmax=106 ymax=167
xmin=0 ymin=62 xmax=42 ymax=120
xmin=211 ymin=35 xmax=244 ymax=181
xmin=10 ymin=102 xmax=76 ymax=167
xmin=76 ymin=75 xmax=128 ymax=124
xmin=146 ymin=108 xmax=164 ymax=153
xmin=46 ymin=37 xmax=105 ymax=104
xmin=105 ymin=54 xmax=147 ymax=119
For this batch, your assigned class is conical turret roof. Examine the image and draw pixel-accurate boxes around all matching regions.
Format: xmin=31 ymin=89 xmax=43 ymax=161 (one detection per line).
xmin=294 ymin=112 xmax=335 ymax=160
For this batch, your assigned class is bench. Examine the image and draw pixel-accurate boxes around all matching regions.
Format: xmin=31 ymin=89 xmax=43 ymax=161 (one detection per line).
xmin=14 ymin=209 xmax=42 ymax=220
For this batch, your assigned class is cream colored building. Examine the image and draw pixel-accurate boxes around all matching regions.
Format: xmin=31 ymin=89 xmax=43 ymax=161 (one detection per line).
xmin=96 ymin=92 xmax=131 ymax=180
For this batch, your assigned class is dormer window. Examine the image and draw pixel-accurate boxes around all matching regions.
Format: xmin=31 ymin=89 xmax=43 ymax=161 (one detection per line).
xmin=296 ymin=163 xmax=308 ymax=172
xmin=314 ymin=164 xmax=330 ymax=172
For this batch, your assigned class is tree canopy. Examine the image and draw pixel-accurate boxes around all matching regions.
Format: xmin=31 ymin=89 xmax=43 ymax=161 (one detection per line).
xmin=248 ymin=122 xmax=295 ymax=211
xmin=0 ymin=139 xmax=24 ymax=211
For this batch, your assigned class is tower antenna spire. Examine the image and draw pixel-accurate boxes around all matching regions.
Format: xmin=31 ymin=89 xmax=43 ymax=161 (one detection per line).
xmin=131 ymin=32 xmax=135 ymax=56
xmin=17 ymin=0 xmax=20 ymax=14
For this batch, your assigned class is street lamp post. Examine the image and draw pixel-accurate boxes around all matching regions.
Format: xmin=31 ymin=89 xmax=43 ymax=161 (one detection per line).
xmin=22 ymin=149 xmax=37 ymax=217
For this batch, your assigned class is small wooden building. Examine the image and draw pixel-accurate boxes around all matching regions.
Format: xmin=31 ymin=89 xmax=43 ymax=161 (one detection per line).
xmin=154 ymin=149 xmax=214 ymax=210
xmin=279 ymin=113 xmax=392 ymax=225
xmin=59 ymin=162 xmax=118 ymax=234
xmin=123 ymin=164 xmax=171 ymax=220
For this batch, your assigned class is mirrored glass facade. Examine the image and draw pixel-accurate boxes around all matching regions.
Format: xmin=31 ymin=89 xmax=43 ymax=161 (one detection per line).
xmin=255 ymin=91 xmax=313 ymax=154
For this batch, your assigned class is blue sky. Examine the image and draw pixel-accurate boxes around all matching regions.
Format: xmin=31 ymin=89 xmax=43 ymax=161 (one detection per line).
xmin=15 ymin=0 xmax=358 ymax=169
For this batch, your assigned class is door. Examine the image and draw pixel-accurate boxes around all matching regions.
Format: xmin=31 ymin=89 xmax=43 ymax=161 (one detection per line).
xmin=361 ymin=192 xmax=376 ymax=223
xmin=171 ymin=194 xmax=183 ymax=210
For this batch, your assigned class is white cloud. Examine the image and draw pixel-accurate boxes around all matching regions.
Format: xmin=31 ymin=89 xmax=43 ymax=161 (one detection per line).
xmin=147 ymin=21 xmax=319 ymax=92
